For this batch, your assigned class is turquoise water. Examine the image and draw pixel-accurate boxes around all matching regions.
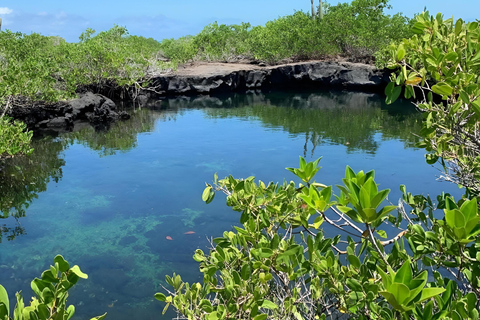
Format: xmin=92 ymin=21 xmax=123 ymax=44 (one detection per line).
xmin=0 ymin=90 xmax=461 ymax=319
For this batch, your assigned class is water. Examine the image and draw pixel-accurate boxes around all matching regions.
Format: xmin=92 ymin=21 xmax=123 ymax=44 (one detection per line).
xmin=0 ymin=90 xmax=461 ymax=319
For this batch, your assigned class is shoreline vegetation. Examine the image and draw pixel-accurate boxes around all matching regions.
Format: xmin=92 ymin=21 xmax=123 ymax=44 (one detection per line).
xmin=3 ymin=0 xmax=480 ymax=319
xmin=0 ymin=0 xmax=411 ymax=158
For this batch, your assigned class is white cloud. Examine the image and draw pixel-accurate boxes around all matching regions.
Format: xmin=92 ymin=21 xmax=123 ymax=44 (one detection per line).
xmin=0 ymin=7 xmax=13 ymax=15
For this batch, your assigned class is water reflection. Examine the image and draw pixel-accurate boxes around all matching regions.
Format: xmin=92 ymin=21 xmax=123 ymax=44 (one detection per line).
xmin=158 ymin=90 xmax=421 ymax=155
xmin=64 ymin=108 xmax=161 ymax=157
xmin=0 ymin=137 xmax=65 ymax=242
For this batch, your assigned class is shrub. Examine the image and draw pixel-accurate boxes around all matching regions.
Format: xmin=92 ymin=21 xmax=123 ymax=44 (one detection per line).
xmin=156 ymin=157 xmax=480 ymax=319
xmin=0 ymin=255 xmax=106 ymax=320
xmin=384 ymin=13 xmax=480 ymax=193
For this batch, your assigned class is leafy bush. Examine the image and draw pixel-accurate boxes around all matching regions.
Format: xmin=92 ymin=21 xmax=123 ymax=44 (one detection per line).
xmin=194 ymin=22 xmax=252 ymax=61
xmin=383 ymin=13 xmax=480 ymax=193
xmin=157 ymin=0 xmax=411 ymax=64
xmin=158 ymin=36 xmax=198 ymax=63
xmin=0 ymin=255 xmax=105 ymax=320
xmin=156 ymin=157 xmax=480 ymax=319
xmin=321 ymin=0 xmax=411 ymax=60
xmin=0 ymin=25 xmax=172 ymax=103
xmin=248 ymin=11 xmax=325 ymax=63
xmin=0 ymin=115 xmax=33 ymax=159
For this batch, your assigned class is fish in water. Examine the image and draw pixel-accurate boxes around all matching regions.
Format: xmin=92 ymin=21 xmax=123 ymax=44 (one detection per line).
xmin=166 ymin=236 xmax=173 ymax=240
xmin=184 ymin=231 xmax=196 ymax=235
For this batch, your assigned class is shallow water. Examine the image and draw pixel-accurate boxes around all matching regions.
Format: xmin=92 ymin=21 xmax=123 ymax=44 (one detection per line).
xmin=0 ymin=90 xmax=460 ymax=319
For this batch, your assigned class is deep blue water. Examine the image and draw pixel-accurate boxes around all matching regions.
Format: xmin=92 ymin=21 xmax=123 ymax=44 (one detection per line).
xmin=0 ymin=90 xmax=461 ymax=319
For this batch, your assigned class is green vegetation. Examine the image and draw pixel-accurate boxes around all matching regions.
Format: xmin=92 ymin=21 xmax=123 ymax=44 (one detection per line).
xmin=153 ymin=13 xmax=480 ymax=320
xmin=158 ymin=0 xmax=411 ymax=64
xmin=382 ymin=12 xmax=480 ymax=194
xmin=0 ymin=25 xmax=171 ymax=104
xmin=0 ymin=136 xmax=65 ymax=242
xmin=0 ymin=25 xmax=173 ymax=160
xmin=156 ymin=156 xmax=479 ymax=319
xmin=0 ymin=116 xmax=33 ymax=159
xmin=0 ymin=255 xmax=105 ymax=320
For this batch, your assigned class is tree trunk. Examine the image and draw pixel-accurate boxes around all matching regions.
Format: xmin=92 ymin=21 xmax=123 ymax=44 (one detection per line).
xmin=319 ymin=0 xmax=323 ymax=19
xmin=311 ymin=0 xmax=316 ymax=19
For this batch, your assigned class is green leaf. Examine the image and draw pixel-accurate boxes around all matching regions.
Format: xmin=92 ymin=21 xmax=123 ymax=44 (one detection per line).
xmin=432 ymin=82 xmax=453 ymax=97
xmin=460 ymin=198 xmax=477 ymax=222
xmin=444 ymin=52 xmax=458 ymax=62
xmin=346 ymin=278 xmax=363 ymax=291
xmin=376 ymin=230 xmax=387 ymax=238
xmin=54 ymin=255 xmax=70 ymax=273
xmin=202 ymin=185 xmax=215 ymax=204
xmin=471 ymin=100 xmax=480 ymax=120
xmin=411 ymin=21 xmax=426 ymax=34
xmin=348 ymin=255 xmax=361 ymax=269
xmin=396 ymin=44 xmax=406 ymax=61
xmin=389 ymin=283 xmax=411 ymax=305
xmin=253 ymin=314 xmax=268 ymax=320
xmin=69 ymin=265 xmax=88 ymax=279
xmin=261 ymin=300 xmax=278 ymax=310
xmin=241 ymin=264 xmax=252 ymax=280
xmin=371 ymin=189 xmax=390 ymax=209
xmin=66 ymin=305 xmax=75 ymax=320
xmin=418 ymin=287 xmax=446 ymax=303
xmin=37 ymin=304 xmax=49 ymax=320
xmin=385 ymin=82 xmax=402 ymax=104
xmin=0 ymin=285 xmax=9 ymax=317
xmin=313 ymin=216 xmax=323 ymax=229
xmin=394 ymin=261 xmax=412 ymax=285
xmin=154 ymin=293 xmax=167 ymax=302
xmin=90 ymin=313 xmax=107 ymax=320
xmin=445 ymin=209 xmax=466 ymax=229
xmin=455 ymin=19 xmax=463 ymax=36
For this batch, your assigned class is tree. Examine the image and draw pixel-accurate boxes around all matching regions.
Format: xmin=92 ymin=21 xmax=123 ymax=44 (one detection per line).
xmin=319 ymin=0 xmax=323 ymax=19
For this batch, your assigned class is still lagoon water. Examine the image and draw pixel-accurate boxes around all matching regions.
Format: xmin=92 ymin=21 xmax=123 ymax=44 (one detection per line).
xmin=0 ymin=90 xmax=461 ymax=319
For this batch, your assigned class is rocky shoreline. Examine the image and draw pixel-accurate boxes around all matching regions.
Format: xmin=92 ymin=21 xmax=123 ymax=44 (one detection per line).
xmin=7 ymin=61 xmax=390 ymax=131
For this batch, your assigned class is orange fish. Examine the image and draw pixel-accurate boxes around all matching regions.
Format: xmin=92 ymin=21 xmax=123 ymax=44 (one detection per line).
xmin=166 ymin=236 xmax=173 ymax=240
xmin=184 ymin=231 xmax=196 ymax=235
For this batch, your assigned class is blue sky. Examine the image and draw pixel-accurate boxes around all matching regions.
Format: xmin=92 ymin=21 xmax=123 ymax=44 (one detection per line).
xmin=0 ymin=1 xmax=477 ymax=42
